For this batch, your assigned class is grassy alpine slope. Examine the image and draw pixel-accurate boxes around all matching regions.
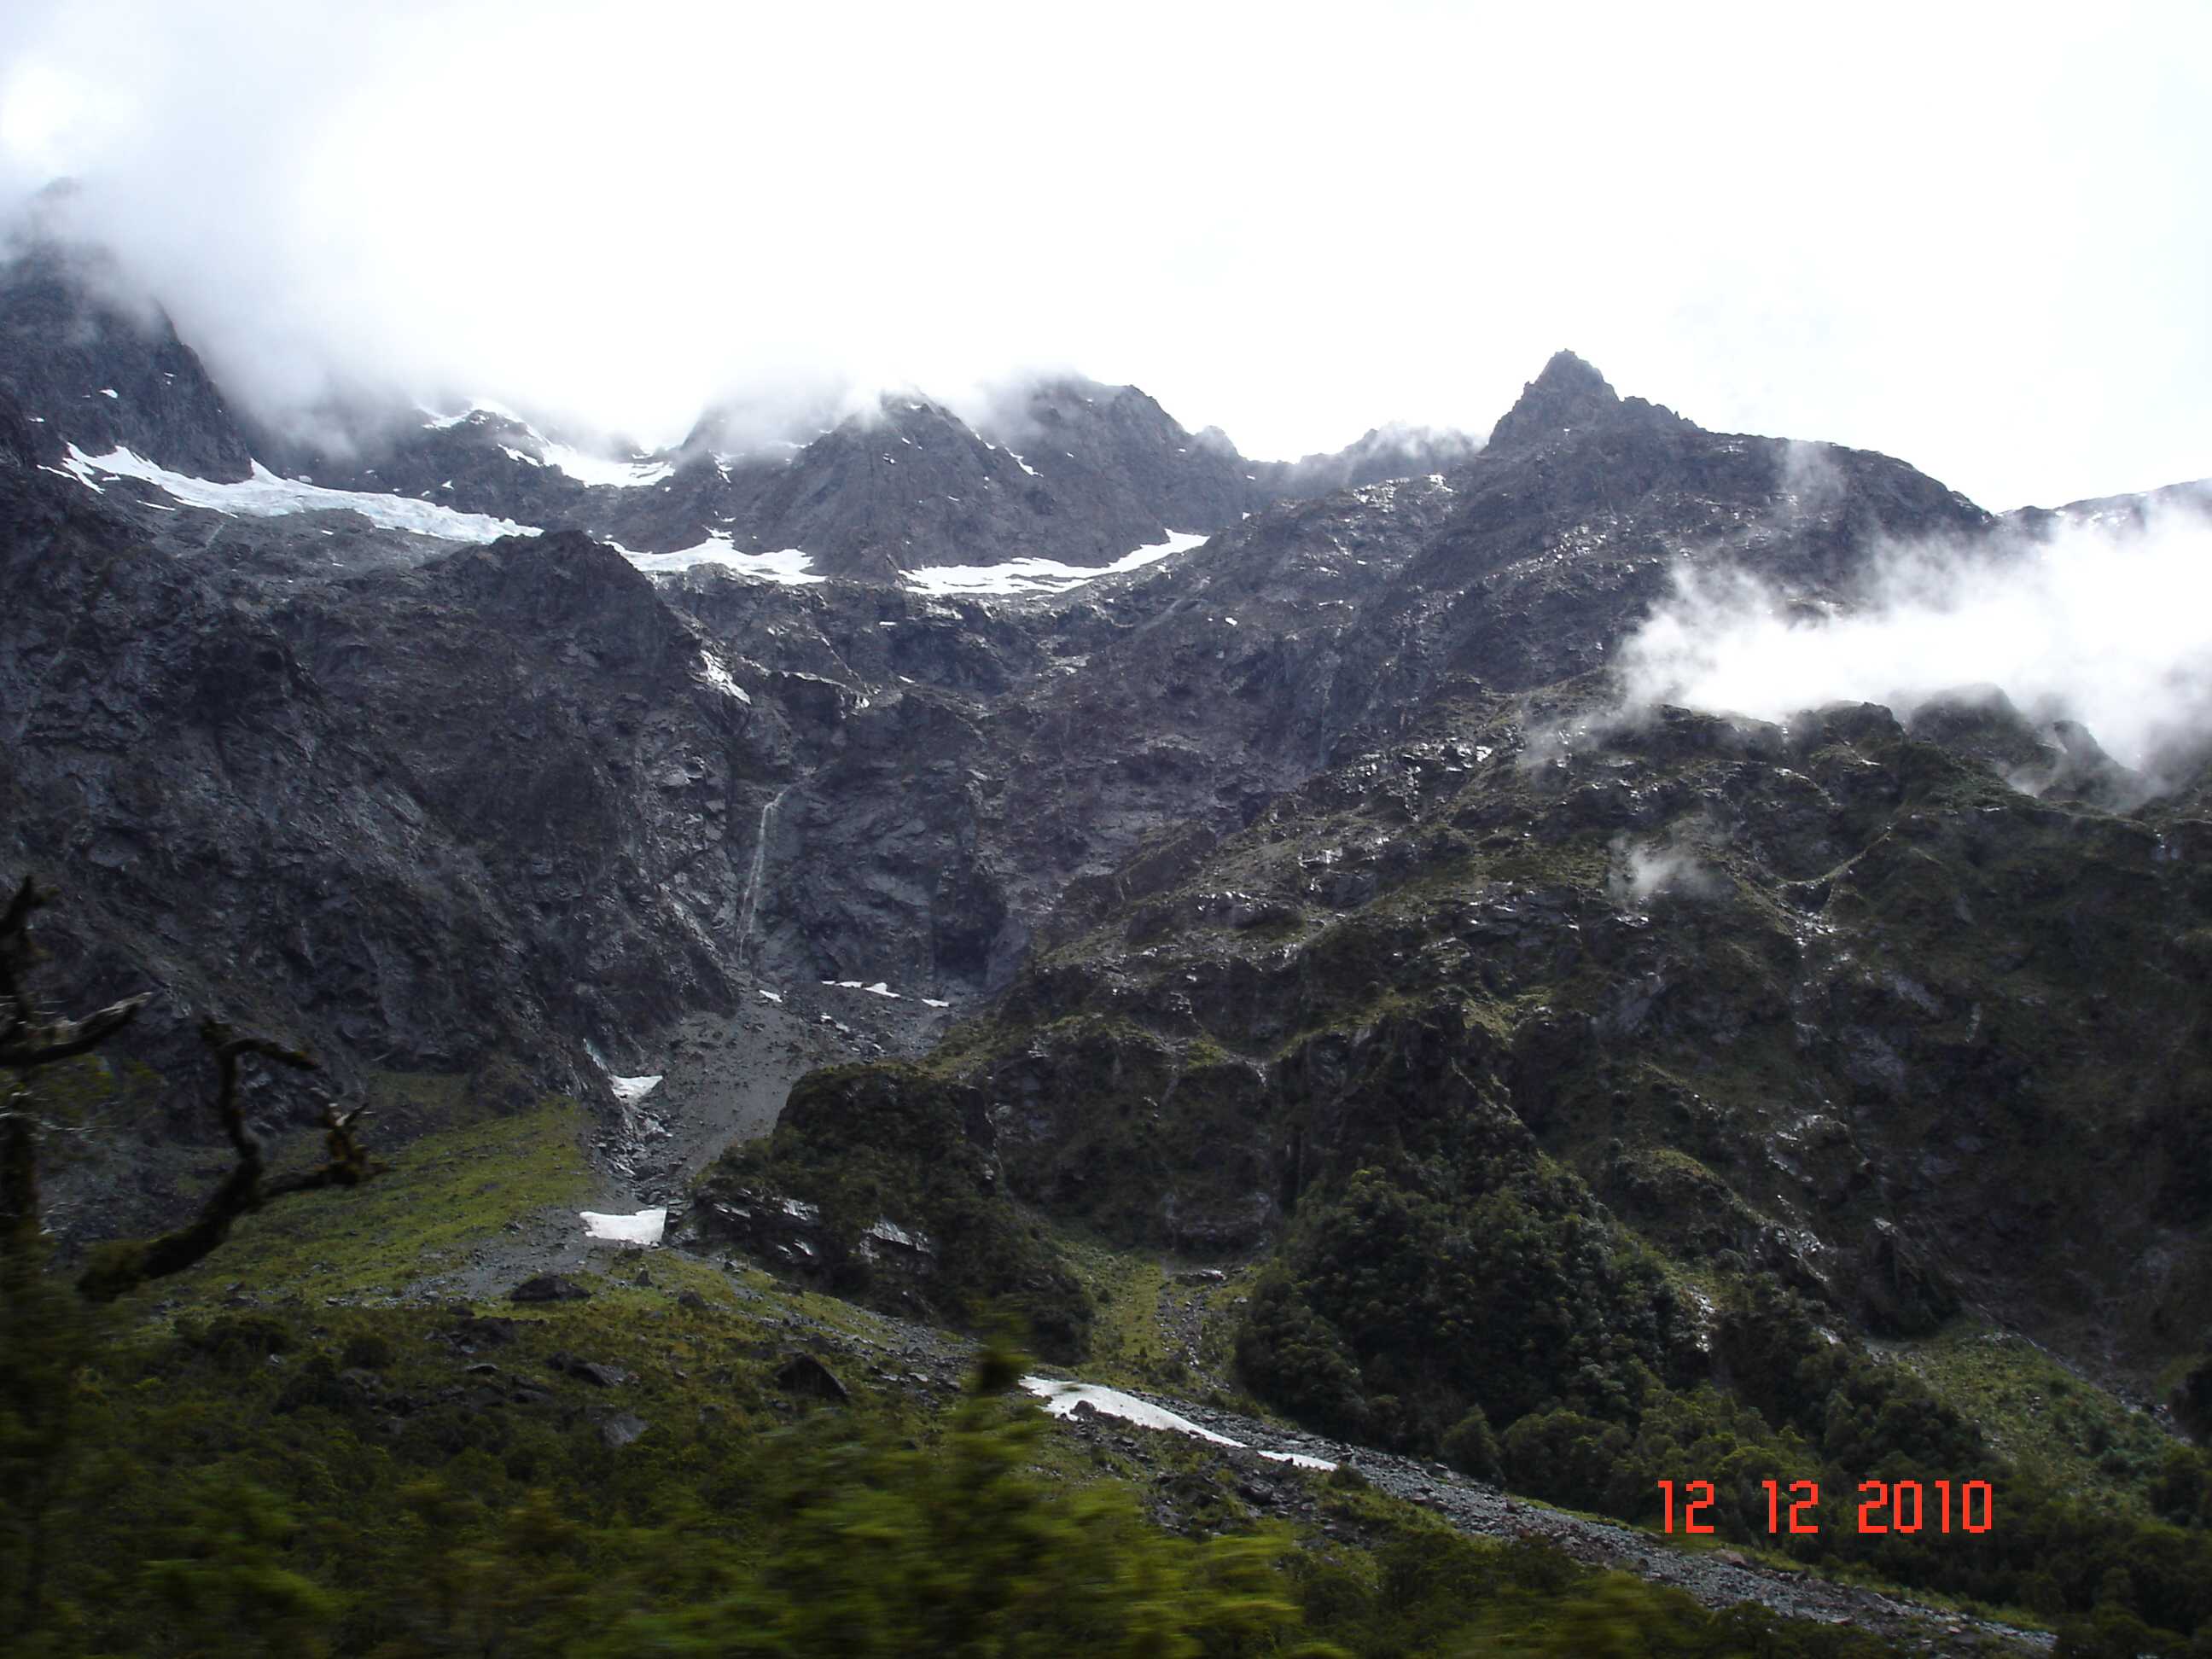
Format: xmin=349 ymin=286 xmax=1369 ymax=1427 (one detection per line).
xmin=3 ymin=1096 xmax=1965 ymax=1659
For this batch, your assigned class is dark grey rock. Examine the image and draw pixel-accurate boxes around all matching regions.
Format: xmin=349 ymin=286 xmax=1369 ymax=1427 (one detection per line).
xmin=510 ymin=1275 xmax=593 ymax=1304
xmin=550 ymin=1353 xmax=632 ymax=1388
xmin=772 ymin=1353 xmax=850 ymax=1402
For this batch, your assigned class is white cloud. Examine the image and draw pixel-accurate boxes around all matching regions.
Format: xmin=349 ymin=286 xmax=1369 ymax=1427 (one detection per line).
xmin=2 ymin=0 xmax=2206 ymax=505
xmin=1615 ymin=498 xmax=2212 ymax=780
xmin=1608 ymin=833 xmax=1721 ymax=907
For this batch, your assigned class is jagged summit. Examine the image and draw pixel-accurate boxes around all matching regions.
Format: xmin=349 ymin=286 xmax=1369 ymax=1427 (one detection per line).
xmin=0 ymin=236 xmax=258 ymax=482
xmin=1486 ymin=348 xmax=1691 ymax=454
xmin=1269 ymin=421 xmax=1484 ymax=496
xmin=0 ymin=232 xmax=1503 ymax=582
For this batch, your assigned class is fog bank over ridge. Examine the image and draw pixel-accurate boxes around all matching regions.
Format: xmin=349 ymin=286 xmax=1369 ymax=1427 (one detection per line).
xmin=3 ymin=0 xmax=2206 ymax=506
xmin=1616 ymin=494 xmax=2212 ymax=783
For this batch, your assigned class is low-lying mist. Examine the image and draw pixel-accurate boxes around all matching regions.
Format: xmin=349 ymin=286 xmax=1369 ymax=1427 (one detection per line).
xmin=1615 ymin=498 xmax=2212 ymax=787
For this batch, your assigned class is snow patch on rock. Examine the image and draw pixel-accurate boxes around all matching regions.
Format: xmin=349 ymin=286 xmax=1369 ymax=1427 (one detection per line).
xmin=696 ymin=649 xmax=750 ymax=702
xmin=537 ymin=440 xmax=672 ymax=490
xmin=1022 ymin=1377 xmax=1337 ymax=1470
xmin=608 ymin=1074 xmax=663 ymax=1106
xmin=580 ymin=1207 xmax=667 ymax=1246
xmin=619 ymin=534 xmax=823 ymax=585
xmin=1023 ymin=1378 xmax=1242 ymax=1445
xmin=903 ymin=531 xmax=1208 ymax=597
xmin=824 ymin=980 xmax=902 ymax=998
xmin=63 ymin=445 xmax=538 ymax=544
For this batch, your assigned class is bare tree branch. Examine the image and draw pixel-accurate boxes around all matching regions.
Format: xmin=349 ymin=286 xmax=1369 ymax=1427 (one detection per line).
xmin=2 ymin=1116 xmax=38 ymax=1248
xmin=0 ymin=874 xmax=51 ymax=1051
xmin=0 ymin=876 xmax=148 ymax=1065
xmin=75 ymin=1021 xmax=381 ymax=1301
xmin=1 ymin=873 xmax=383 ymax=1298
xmin=0 ymin=995 xmax=151 ymax=1068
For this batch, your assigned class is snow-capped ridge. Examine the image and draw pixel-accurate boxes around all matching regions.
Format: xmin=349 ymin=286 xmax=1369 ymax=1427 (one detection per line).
xmin=58 ymin=445 xmax=538 ymax=543
xmin=615 ymin=534 xmax=822 ymax=585
xmin=419 ymin=401 xmax=674 ymax=488
xmin=903 ymin=530 xmax=1208 ymax=597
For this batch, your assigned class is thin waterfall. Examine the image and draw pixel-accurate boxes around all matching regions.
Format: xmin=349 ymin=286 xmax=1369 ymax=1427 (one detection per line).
xmin=736 ymin=784 xmax=792 ymax=967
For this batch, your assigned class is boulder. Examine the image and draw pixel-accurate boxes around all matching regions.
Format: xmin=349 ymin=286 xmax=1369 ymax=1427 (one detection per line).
xmin=509 ymin=1273 xmax=592 ymax=1304
xmin=773 ymin=1353 xmax=851 ymax=1403
xmin=550 ymin=1352 xmax=632 ymax=1387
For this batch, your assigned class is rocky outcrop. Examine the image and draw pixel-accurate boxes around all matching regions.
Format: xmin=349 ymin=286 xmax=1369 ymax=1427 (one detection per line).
xmin=0 ymin=233 xmax=257 ymax=480
xmin=725 ymin=664 xmax=2212 ymax=1391
xmin=1485 ymin=349 xmax=1691 ymax=455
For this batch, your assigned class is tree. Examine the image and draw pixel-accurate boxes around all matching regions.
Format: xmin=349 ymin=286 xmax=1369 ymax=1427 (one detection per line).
xmin=1 ymin=873 xmax=384 ymax=1639
xmin=1 ymin=872 xmax=381 ymax=1299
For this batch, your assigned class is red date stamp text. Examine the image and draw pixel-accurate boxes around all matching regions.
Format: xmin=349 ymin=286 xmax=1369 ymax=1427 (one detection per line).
xmin=1656 ymin=1478 xmax=1993 ymax=1536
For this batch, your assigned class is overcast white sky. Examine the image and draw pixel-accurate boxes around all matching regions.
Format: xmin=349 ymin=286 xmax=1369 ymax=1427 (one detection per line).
xmin=2 ymin=0 xmax=2205 ymax=507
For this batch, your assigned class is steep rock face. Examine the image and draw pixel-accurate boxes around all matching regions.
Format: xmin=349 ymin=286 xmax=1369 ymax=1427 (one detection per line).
xmin=277 ymin=406 xmax=611 ymax=531
xmin=7 ymin=539 xmax=655 ymax=1077
xmin=9 ymin=242 xmax=2210 ymax=1446
xmin=0 ymin=435 xmax=587 ymax=1256
xmin=0 ymin=433 xmax=803 ymax=1234
xmin=707 ymin=370 xmax=2210 ymax=1416
xmin=0 ymin=239 xmax=258 ymax=480
xmin=270 ymin=531 xmax=773 ymax=1041
xmin=973 ymin=378 xmax=1261 ymax=549
xmin=631 ymin=362 xmax=2051 ymax=1010
xmin=733 ymin=667 xmax=2212 ymax=1394
xmin=726 ymin=393 xmax=1182 ymax=579
xmin=1485 ymin=349 xmax=1691 ymax=455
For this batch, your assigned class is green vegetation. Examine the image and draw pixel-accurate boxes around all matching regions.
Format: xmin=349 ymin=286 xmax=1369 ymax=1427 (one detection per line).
xmin=703 ymin=1062 xmax=1097 ymax=1358
xmin=1893 ymin=1329 xmax=2180 ymax=1511
xmin=1237 ymin=1162 xmax=1685 ymax=1451
xmin=667 ymin=699 xmax=2212 ymax=1651
xmin=1069 ymin=1243 xmax=1175 ymax=1386
xmin=11 ymin=684 xmax=2212 ymax=1650
xmin=2 ymin=1267 xmax=1284 ymax=1656
xmin=158 ymin=1097 xmax=592 ymax=1308
xmin=1235 ymin=1155 xmax=2212 ymax=1647
xmin=0 ymin=999 xmax=1989 ymax=1656
xmin=6 ymin=1233 xmax=1935 ymax=1658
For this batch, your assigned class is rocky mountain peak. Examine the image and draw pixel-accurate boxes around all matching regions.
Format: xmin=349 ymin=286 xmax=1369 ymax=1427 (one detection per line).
xmin=0 ymin=235 xmax=258 ymax=483
xmin=1527 ymin=346 xmax=1613 ymax=397
xmin=1486 ymin=350 xmax=1617 ymax=446
xmin=1487 ymin=349 xmax=1689 ymax=454
xmin=1004 ymin=377 xmax=1183 ymax=451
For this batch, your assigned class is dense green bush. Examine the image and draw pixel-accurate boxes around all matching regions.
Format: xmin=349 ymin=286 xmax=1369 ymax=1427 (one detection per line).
xmin=1440 ymin=1405 xmax=1502 ymax=1483
xmin=707 ymin=1063 xmax=1097 ymax=1359
xmin=0 ymin=1271 xmax=1957 ymax=1658
xmin=1238 ymin=1162 xmax=1686 ymax=1456
xmin=1239 ymin=1184 xmax=2212 ymax=1649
